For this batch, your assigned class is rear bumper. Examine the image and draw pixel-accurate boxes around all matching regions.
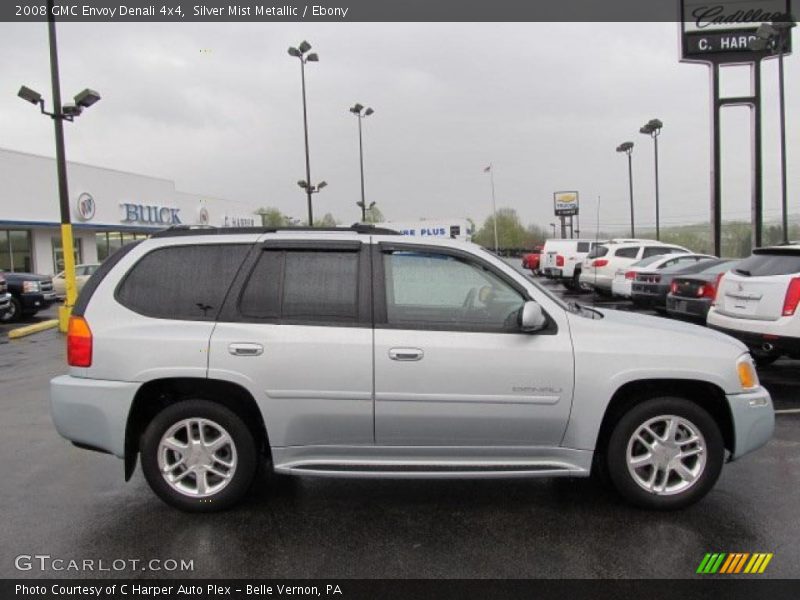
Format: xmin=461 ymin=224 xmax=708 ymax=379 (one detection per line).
xmin=50 ymin=375 xmax=140 ymax=458
xmin=727 ymin=387 xmax=774 ymax=460
xmin=665 ymin=295 xmax=710 ymax=320
xmin=708 ymin=323 xmax=800 ymax=356
xmin=579 ymin=272 xmax=612 ymax=290
xmin=611 ymin=279 xmax=632 ymax=298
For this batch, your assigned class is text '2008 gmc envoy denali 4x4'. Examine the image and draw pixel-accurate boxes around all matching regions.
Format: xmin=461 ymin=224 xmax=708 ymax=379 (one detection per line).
xmin=50 ymin=225 xmax=774 ymax=511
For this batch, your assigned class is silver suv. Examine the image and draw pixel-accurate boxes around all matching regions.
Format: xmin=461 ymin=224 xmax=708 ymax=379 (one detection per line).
xmin=50 ymin=225 xmax=774 ymax=511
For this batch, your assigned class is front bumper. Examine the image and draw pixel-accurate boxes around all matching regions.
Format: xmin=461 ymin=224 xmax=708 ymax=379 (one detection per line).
xmin=728 ymin=386 xmax=774 ymax=460
xmin=50 ymin=375 xmax=140 ymax=458
xmin=20 ymin=291 xmax=58 ymax=312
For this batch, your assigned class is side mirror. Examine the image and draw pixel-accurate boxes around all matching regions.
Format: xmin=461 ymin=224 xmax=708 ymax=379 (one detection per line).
xmin=519 ymin=301 xmax=547 ymax=333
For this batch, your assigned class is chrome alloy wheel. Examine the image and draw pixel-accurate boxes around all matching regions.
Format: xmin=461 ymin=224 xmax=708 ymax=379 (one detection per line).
xmin=157 ymin=418 xmax=238 ymax=498
xmin=626 ymin=414 xmax=706 ymax=496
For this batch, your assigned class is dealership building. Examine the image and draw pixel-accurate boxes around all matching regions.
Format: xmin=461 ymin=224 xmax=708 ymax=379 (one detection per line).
xmin=0 ymin=147 xmax=260 ymax=275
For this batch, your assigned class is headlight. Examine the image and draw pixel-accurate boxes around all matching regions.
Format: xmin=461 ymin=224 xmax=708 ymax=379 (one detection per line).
xmin=22 ymin=281 xmax=41 ymax=293
xmin=737 ymin=354 xmax=759 ymax=390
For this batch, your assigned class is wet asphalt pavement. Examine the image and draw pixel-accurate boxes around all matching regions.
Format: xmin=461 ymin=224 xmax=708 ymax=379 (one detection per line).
xmin=0 ymin=300 xmax=798 ymax=579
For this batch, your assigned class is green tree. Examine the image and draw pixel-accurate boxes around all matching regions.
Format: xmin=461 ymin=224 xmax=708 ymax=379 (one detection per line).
xmin=314 ymin=213 xmax=339 ymax=227
xmin=255 ymin=207 xmax=293 ymax=227
xmin=473 ymin=208 xmax=530 ymax=250
xmin=363 ymin=205 xmax=385 ymax=224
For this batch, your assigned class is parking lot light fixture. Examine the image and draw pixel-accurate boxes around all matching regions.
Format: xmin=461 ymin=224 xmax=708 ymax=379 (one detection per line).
xmin=640 ymin=118 xmax=663 ymax=240
xmin=750 ymin=14 xmax=796 ymax=244
xmin=616 ymin=142 xmax=635 ymax=237
xmin=17 ymin=4 xmax=101 ymax=331
xmin=288 ymin=40 xmax=320 ymax=226
xmin=350 ymin=103 xmax=375 ymax=221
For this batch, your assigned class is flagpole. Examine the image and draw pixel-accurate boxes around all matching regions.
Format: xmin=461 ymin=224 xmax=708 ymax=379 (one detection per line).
xmin=489 ymin=164 xmax=499 ymax=254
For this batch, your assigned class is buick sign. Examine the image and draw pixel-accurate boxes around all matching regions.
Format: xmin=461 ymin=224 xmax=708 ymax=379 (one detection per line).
xmin=75 ymin=192 xmax=96 ymax=221
xmin=121 ymin=203 xmax=182 ymax=225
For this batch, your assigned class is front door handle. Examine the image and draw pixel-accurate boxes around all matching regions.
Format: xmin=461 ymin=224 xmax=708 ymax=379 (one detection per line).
xmin=229 ymin=343 xmax=264 ymax=357
xmin=389 ymin=347 xmax=424 ymax=361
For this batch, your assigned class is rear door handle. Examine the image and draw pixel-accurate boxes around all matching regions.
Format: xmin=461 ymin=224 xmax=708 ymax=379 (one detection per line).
xmin=229 ymin=343 xmax=263 ymax=357
xmin=389 ymin=347 xmax=424 ymax=361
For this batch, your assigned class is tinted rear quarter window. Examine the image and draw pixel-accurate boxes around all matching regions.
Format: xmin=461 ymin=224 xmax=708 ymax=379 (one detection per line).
xmin=734 ymin=251 xmax=800 ymax=277
xmin=587 ymin=245 xmax=608 ymax=259
xmin=576 ymin=242 xmax=591 ymax=252
xmin=116 ymin=244 xmax=249 ymax=320
xmin=614 ymin=247 xmax=639 ymax=258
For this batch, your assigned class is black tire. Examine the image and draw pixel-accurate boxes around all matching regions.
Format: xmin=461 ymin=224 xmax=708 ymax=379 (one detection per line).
xmin=1 ymin=297 xmax=22 ymax=323
xmin=606 ymin=397 xmax=724 ymax=510
xmin=141 ymin=400 xmax=258 ymax=512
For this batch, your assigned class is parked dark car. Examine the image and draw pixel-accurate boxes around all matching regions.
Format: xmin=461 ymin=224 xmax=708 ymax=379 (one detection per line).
xmin=0 ymin=272 xmax=11 ymax=319
xmin=666 ymin=259 xmax=740 ymax=322
xmin=631 ymin=258 xmax=722 ymax=313
xmin=0 ymin=271 xmax=58 ymax=323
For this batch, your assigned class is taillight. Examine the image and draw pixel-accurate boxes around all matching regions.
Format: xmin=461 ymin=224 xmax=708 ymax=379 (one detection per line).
xmin=782 ymin=277 xmax=800 ymax=316
xmin=625 ymin=271 xmax=636 ymax=280
xmin=592 ymin=259 xmax=608 ymax=267
xmin=67 ymin=316 xmax=92 ymax=367
xmin=670 ymin=281 xmax=679 ymax=294
xmin=712 ymin=273 xmax=725 ymax=306
xmin=698 ymin=284 xmax=716 ymax=299
xmin=556 ymin=255 xmax=565 ymax=267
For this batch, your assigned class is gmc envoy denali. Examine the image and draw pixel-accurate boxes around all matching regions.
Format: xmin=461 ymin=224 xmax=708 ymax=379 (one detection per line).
xmin=50 ymin=225 xmax=774 ymax=511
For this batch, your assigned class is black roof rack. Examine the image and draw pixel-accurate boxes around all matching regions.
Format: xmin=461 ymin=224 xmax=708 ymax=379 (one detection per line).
xmin=150 ymin=223 xmax=401 ymax=239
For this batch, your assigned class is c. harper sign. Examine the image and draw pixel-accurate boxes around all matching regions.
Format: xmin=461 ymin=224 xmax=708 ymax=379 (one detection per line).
xmin=680 ymin=0 xmax=793 ymax=62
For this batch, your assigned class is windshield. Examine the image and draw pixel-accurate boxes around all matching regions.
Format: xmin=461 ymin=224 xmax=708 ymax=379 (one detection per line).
xmin=734 ymin=250 xmax=800 ymax=277
xmin=631 ymin=255 xmax=664 ymax=268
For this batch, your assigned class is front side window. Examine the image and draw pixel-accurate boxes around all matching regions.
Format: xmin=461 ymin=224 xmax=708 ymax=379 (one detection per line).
xmin=117 ymin=244 xmax=249 ymax=320
xmin=240 ymin=250 xmax=360 ymax=323
xmin=382 ymin=250 xmax=525 ymax=331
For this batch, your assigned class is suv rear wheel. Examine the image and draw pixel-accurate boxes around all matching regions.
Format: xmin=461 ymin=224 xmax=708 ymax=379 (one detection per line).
xmin=141 ymin=400 xmax=257 ymax=512
xmin=606 ymin=397 xmax=724 ymax=509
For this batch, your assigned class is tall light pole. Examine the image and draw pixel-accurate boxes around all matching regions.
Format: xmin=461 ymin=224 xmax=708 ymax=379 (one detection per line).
xmin=484 ymin=164 xmax=499 ymax=253
xmin=288 ymin=40 xmax=319 ymax=226
xmin=750 ymin=16 xmax=796 ymax=244
xmin=640 ymin=119 xmax=663 ymax=240
xmin=616 ymin=142 xmax=635 ymax=237
xmin=350 ymin=103 xmax=374 ymax=221
xmin=18 ymin=1 xmax=101 ymax=332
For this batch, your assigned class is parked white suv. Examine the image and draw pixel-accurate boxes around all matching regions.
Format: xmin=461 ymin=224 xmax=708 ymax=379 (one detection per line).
xmin=581 ymin=241 xmax=690 ymax=294
xmin=540 ymin=239 xmax=602 ymax=288
xmin=708 ymin=245 xmax=800 ymax=365
xmin=50 ymin=225 xmax=773 ymax=511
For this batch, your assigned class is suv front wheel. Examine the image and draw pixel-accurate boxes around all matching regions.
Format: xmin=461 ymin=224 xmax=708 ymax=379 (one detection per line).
xmin=141 ymin=400 xmax=258 ymax=511
xmin=606 ymin=397 xmax=724 ymax=509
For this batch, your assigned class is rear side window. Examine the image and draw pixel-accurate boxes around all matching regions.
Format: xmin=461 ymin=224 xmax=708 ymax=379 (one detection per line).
xmin=734 ymin=251 xmax=800 ymax=277
xmin=614 ymin=247 xmax=639 ymax=258
xmin=240 ymin=250 xmax=359 ymax=322
xmin=116 ymin=244 xmax=249 ymax=321
xmin=576 ymin=242 xmax=591 ymax=252
xmin=641 ymin=246 xmax=681 ymax=259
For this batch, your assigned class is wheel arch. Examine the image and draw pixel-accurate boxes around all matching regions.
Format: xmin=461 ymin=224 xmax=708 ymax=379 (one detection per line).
xmin=124 ymin=377 xmax=269 ymax=480
xmin=593 ymin=378 xmax=734 ymax=468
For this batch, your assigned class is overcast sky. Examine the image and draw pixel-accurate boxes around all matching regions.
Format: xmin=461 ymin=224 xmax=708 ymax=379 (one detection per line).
xmin=0 ymin=22 xmax=797 ymax=233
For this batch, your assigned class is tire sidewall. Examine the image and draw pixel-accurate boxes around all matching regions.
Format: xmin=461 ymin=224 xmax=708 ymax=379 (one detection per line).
xmin=606 ymin=396 xmax=724 ymax=510
xmin=141 ymin=399 xmax=258 ymax=512
xmin=1 ymin=297 xmax=21 ymax=323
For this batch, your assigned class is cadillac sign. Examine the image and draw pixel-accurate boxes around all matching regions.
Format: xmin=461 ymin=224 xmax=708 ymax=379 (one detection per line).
xmin=680 ymin=0 xmax=793 ymax=63
xmin=554 ymin=191 xmax=579 ymax=217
